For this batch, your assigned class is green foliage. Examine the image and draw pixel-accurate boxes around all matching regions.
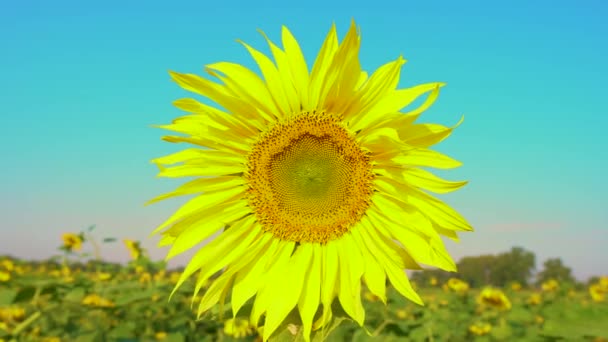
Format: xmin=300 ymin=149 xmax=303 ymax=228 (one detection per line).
xmin=536 ymin=258 xmax=575 ymax=285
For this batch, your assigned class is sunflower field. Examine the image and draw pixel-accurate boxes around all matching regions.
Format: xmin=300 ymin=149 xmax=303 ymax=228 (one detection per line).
xmin=1 ymin=231 xmax=607 ymax=342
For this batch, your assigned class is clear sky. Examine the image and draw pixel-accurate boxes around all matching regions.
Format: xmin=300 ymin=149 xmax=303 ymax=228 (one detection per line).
xmin=1 ymin=0 xmax=606 ymax=280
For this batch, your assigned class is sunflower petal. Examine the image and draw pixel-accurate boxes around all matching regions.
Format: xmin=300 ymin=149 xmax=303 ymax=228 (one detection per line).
xmin=232 ymin=236 xmax=280 ymax=317
xmin=309 ymin=23 xmax=339 ymax=109
xmin=205 ymin=62 xmax=278 ymax=122
xmin=145 ymin=176 xmax=244 ymax=206
xmin=351 ymin=227 xmax=387 ymax=303
xmin=237 ymin=40 xmax=292 ymax=118
xmin=281 ymin=26 xmax=310 ymax=110
xmin=257 ymin=30 xmax=300 ymax=115
xmin=337 ymin=234 xmax=365 ymax=326
xmin=165 ymin=200 xmax=249 ymax=259
xmin=298 ymin=243 xmax=322 ymax=342
xmin=263 ymin=244 xmax=312 ymax=341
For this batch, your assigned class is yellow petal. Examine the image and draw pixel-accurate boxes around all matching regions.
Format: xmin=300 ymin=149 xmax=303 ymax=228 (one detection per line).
xmin=337 ymin=234 xmax=365 ymax=326
xmin=237 ymin=40 xmax=291 ymax=118
xmin=170 ymin=215 xmax=257 ymax=300
xmin=351 ymin=227 xmax=387 ymax=303
xmin=309 ymin=23 xmax=339 ymax=109
xmin=281 ymin=26 xmax=310 ymax=110
xmin=318 ymin=241 xmax=338 ymax=329
xmin=377 ymin=178 xmax=473 ymax=232
xmin=172 ymin=98 xmax=261 ymax=136
xmin=263 ymin=244 xmax=312 ymax=341
xmin=257 ymin=30 xmax=300 ymax=116
xmin=151 ymin=186 xmax=245 ymax=234
xmin=401 ymin=168 xmax=468 ymax=194
xmin=165 ymin=200 xmax=249 ymax=259
xmin=145 ymin=176 xmax=244 ymax=206
xmin=298 ymin=243 xmax=322 ymax=342
xmin=250 ymin=240 xmax=295 ymax=327
xmin=354 ymin=83 xmax=444 ymax=134
xmin=169 ymin=71 xmax=263 ymax=124
xmin=232 ymin=237 xmax=281 ymax=317
xmin=387 ymin=148 xmax=463 ymax=170
xmin=400 ymin=115 xmax=465 ymax=147
xmin=205 ymin=62 xmax=278 ymax=122
xmin=346 ymin=56 xmax=405 ymax=124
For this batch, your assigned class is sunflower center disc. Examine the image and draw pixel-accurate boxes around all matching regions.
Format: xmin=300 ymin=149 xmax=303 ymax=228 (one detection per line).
xmin=245 ymin=111 xmax=375 ymax=243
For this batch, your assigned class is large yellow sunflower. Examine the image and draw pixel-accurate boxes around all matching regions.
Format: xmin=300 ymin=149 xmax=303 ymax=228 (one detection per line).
xmin=149 ymin=19 xmax=472 ymax=341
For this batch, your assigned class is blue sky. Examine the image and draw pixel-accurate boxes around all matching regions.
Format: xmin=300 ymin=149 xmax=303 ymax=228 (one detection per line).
xmin=1 ymin=0 xmax=606 ymax=280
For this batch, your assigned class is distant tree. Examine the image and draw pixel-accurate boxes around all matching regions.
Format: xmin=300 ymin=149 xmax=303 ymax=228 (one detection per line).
xmin=490 ymin=247 xmax=536 ymax=287
xmin=587 ymin=276 xmax=600 ymax=286
xmin=456 ymin=254 xmax=496 ymax=287
xmin=410 ymin=268 xmax=451 ymax=286
xmin=536 ymin=258 xmax=575 ymax=285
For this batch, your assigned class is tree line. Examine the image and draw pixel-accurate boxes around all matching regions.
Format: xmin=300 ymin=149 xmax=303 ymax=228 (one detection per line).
xmin=409 ymin=246 xmax=589 ymax=288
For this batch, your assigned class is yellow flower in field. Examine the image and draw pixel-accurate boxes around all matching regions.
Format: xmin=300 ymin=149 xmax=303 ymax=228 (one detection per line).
xmin=0 ymin=260 xmax=14 ymax=272
xmin=96 ymin=272 xmax=112 ymax=281
xmin=477 ymin=287 xmax=511 ymax=310
xmin=139 ymin=272 xmax=152 ymax=284
xmin=62 ymin=233 xmax=83 ymax=251
xmin=149 ymin=20 xmax=472 ymax=341
xmin=395 ymin=309 xmax=408 ymax=319
xmin=430 ymin=277 xmax=438 ymax=286
xmin=511 ymin=282 xmax=522 ymax=291
xmin=155 ymin=332 xmax=167 ymax=340
xmin=123 ymin=239 xmax=143 ymax=260
xmin=41 ymin=338 xmax=61 ymax=342
xmin=364 ymin=291 xmax=381 ymax=302
xmin=82 ymin=294 xmax=115 ymax=308
xmin=135 ymin=265 xmax=145 ymax=274
xmin=169 ymin=272 xmax=180 ymax=284
xmin=469 ymin=322 xmax=491 ymax=336
xmin=0 ymin=271 xmax=9 ymax=282
xmin=0 ymin=307 xmax=25 ymax=322
xmin=589 ymin=284 xmax=605 ymax=302
xmin=14 ymin=266 xmax=26 ymax=275
xmin=541 ymin=279 xmax=559 ymax=292
xmin=154 ymin=270 xmax=166 ymax=282
xmin=446 ymin=278 xmax=469 ymax=293
xmin=599 ymin=276 xmax=608 ymax=291
xmin=535 ymin=315 xmax=544 ymax=325
xmin=224 ymin=318 xmax=256 ymax=338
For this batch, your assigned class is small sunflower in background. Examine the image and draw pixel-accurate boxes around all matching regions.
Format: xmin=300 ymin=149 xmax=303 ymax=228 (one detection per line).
xmin=224 ymin=318 xmax=257 ymax=339
xmin=541 ymin=279 xmax=559 ymax=293
xmin=468 ymin=322 xmax=492 ymax=336
xmin=589 ymin=283 xmax=606 ymax=302
xmin=61 ymin=233 xmax=83 ymax=252
xmin=123 ymin=239 xmax=144 ymax=260
xmin=149 ymin=19 xmax=472 ymax=341
xmin=477 ymin=287 xmax=512 ymax=311
xmin=446 ymin=278 xmax=469 ymax=294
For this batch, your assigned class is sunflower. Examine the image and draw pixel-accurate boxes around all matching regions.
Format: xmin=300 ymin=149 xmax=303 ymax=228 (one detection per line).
xmin=468 ymin=322 xmax=492 ymax=336
xmin=149 ymin=19 xmax=472 ymax=341
xmin=61 ymin=233 xmax=83 ymax=252
xmin=541 ymin=279 xmax=559 ymax=292
xmin=446 ymin=278 xmax=469 ymax=294
xmin=477 ymin=287 xmax=512 ymax=311
xmin=123 ymin=239 xmax=143 ymax=260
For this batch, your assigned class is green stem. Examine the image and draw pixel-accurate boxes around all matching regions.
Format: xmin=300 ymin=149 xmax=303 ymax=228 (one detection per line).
xmin=12 ymin=311 xmax=41 ymax=336
xmin=86 ymin=232 xmax=102 ymax=261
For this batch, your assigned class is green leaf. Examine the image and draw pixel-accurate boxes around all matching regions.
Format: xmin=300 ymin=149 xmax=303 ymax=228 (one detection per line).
xmin=0 ymin=288 xmax=17 ymax=305
xmin=103 ymin=238 xmax=117 ymax=243
xmin=64 ymin=287 xmax=86 ymax=303
xmin=113 ymin=288 xmax=158 ymax=306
